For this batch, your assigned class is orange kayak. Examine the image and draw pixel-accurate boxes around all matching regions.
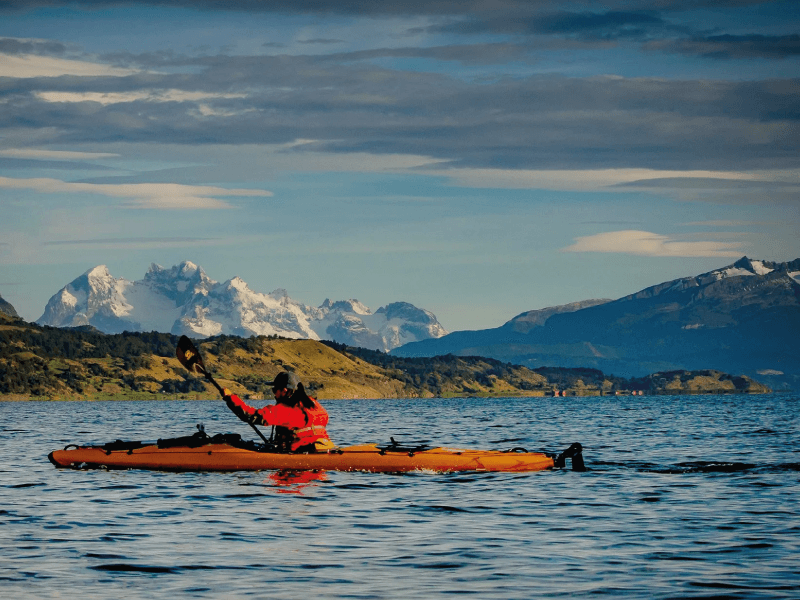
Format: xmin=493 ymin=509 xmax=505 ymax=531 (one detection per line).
xmin=49 ymin=432 xmax=584 ymax=473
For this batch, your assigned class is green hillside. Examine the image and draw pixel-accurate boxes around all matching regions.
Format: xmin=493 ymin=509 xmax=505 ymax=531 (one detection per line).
xmin=0 ymin=313 xmax=770 ymax=400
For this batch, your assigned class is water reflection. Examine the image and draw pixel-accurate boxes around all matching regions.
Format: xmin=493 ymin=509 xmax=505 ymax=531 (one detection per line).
xmin=267 ymin=470 xmax=328 ymax=494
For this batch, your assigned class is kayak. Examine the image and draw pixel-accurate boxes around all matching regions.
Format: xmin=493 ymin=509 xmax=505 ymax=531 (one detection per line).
xmin=48 ymin=430 xmax=585 ymax=473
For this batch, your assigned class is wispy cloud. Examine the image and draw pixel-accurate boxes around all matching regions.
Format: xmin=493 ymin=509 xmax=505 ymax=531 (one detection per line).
xmin=434 ymin=168 xmax=754 ymax=191
xmin=647 ymin=34 xmax=800 ymax=60
xmin=683 ymin=220 xmax=757 ymax=227
xmin=0 ymin=149 xmax=119 ymax=160
xmin=35 ymin=90 xmax=247 ymax=106
xmin=3 ymin=38 xmax=799 ymax=173
xmin=43 ymin=237 xmax=220 ymax=246
xmin=562 ymin=230 xmax=745 ymax=257
xmin=0 ymin=177 xmax=272 ymax=209
xmin=0 ymin=53 xmax=138 ymax=77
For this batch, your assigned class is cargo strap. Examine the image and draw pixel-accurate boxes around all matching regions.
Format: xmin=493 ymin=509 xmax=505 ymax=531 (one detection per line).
xmin=377 ymin=436 xmax=431 ymax=456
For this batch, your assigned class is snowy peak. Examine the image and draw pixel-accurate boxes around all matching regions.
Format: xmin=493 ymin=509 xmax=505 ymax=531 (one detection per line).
xmin=38 ymin=262 xmax=447 ymax=351
xmin=376 ymin=302 xmax=437 ymax=323
xmin=708 ymin=256 xmax=775 ymax=280
xmin=312 ymin=300 xmax=447 ymax=351
xmin=143 ymin=261 xmax=215 ymax=305
xmin=320 ymin=298 xmax=372 ymax=315
xmin=624 ymin=256 xmax=800 ymax=302
xmin=86 ymin=264 xmax=113 ymax=281
xmin=37 ymin=265 xmax=133 ymax=330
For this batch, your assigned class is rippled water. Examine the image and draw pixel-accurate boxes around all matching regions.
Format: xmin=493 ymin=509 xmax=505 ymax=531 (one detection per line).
xmin=2 ymin=394 xmax=799 ymax=599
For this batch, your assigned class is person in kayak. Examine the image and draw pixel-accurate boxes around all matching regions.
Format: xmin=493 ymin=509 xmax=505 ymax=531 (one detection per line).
xmin=223 ymin=371 xmax=335 ymax=453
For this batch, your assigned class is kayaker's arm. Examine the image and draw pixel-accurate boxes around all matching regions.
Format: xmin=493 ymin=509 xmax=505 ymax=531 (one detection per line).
xmin=224 ymin=391 xmax=307 ymax=428
xmin=223 ymin=390 xmax=258 ymax=424
xmin=176 ymin=335 xmax=271 ymax=446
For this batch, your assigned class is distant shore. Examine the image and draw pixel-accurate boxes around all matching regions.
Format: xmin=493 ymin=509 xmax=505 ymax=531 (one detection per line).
xmin=0 ymin=389 xmax=776 ymax=402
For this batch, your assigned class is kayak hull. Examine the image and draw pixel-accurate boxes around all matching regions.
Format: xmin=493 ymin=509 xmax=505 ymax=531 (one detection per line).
xmin=49 ymin=442 xmax=556 ymax=473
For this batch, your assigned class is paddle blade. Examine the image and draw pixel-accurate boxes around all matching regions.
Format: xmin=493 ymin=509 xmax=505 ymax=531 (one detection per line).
xmin=176 ymin=335 xmax=206 ymax=375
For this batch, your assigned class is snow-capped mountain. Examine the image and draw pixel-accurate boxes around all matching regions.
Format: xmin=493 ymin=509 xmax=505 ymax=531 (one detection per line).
xmin=37 ymin=261 xmax=447 ymax=352
xmin=393 ymin=256 xmax=800 ymax=388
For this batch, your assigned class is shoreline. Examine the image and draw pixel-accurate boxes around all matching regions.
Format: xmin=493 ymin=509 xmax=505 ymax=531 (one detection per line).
xmin=1 ymin=390 xmax=778 ymax=402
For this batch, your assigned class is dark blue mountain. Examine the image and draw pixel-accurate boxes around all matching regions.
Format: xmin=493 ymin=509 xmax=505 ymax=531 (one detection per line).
xmin=392 ymin=257 xmax=800 ymax=390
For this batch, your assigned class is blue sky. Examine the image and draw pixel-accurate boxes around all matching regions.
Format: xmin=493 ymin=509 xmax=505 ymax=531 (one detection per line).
xmin=1 ymin=0 xmax=798 ymax=332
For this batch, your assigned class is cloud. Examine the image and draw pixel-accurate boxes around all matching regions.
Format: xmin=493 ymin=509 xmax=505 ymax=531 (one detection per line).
xmin=299 ymin=38 xmax=345 ymax=45
xmin=2 ymin=7 xmax=799 ymax=182
xmin=0 ymin=1 xmax=763 ymax=18
xmin=43 ymin=236 xmax=220 ymax=247
xmin=438 ymin=9 xmax=675 ymax=39
xmin=683 ymin=220 xmax=758 ymax=227
xmin=562 ymin=230 xmax=745 ymax=257
xmin=0 ymin=176 xmax=272 ymax=209
xmin=34 ymin=90 xmax=247 ymax=105
xmin=5 ymin=48 xmax=798 ymax=172
xmin=647 ymin=34 xmax=800 ymax=60
xmin=529 ymin=10 xmax=666 ymax=35
xmin=615 ymin=175 xmax=800 ymax=206
xmin=0 ymin=37 xmax=68 ymax=55
xmin=0 ymin=149 xmax=119 ymax=160
xmin=0 ymin=53 xmax=138 ymax=77
xmin=433 ymin=167 xmax=754 ymax=191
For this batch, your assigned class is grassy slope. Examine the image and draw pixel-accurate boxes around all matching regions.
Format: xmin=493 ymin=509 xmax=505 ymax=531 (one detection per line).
xmin=0 ymin=314 xmax=771 ymax=400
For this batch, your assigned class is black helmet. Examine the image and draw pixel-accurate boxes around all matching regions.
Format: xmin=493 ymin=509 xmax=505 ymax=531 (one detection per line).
xmin=268 ymin=371 xmax=300 ymax=391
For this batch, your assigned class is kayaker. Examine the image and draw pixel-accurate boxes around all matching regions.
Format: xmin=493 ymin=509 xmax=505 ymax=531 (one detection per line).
xmin=223 ymin=372 xmax=335 ymax=453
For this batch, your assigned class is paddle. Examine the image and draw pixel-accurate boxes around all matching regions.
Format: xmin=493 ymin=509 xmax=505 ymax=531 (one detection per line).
xmin=176 ymin=335 xmax=271 ymax=445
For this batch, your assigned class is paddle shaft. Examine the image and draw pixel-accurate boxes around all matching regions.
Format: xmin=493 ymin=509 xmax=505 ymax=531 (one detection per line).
xmin=176 ymin=336 xmax=271 ymax=446
xmin=203 ymin=370 xmax=271 ymax=446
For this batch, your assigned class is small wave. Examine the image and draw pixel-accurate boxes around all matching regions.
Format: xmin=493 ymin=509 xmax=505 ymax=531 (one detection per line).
xmin=490 ymin=437 xmax=526 ymax=444
xmin=223 ymin=493 xmax=267 ymax=499
xmin=413 ymin=504 xmax=472 ymax=513
xmin=590 ymin=460 xmax=800 ymax=475
xmin=90 ymin=563 xmax=178 ymax=574
xmin=775 ymin=462 xmax=800 ymax=472
xmin=746 ymin=428 xmax=780 ymax=435
xmin=99 ymin=484 xmax=141 ymax=490
xmin=672 ymin=461 xmax=756 ymax=473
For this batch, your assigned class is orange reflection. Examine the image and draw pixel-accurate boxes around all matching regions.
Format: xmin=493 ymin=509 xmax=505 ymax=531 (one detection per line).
xmin=268 ymin=469 xmax=328 ymax=494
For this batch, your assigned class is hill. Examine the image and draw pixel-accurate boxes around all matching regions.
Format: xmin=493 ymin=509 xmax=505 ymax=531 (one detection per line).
xmin=0 ymin=315 xmax=770 ymax=400
xmin=393 ymin=257 xmax=800 ymax=390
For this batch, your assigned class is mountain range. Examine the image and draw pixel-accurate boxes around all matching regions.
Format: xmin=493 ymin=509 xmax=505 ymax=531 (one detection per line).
xmin=24 ymin=256 xmax=800 ymax=390
xmin=392 ymin=257 xmax=800 ymax=390
xmin=36 ymin=262 xmax=447 ymax=352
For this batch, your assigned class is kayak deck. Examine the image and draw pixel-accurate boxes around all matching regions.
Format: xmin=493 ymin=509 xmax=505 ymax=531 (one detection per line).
xmin=49 ymin=431 xmax=584 ymax=473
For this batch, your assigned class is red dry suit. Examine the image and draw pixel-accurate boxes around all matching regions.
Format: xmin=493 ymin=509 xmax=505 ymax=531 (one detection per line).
xmin=224 ymin=389 xmax=331 ymax=452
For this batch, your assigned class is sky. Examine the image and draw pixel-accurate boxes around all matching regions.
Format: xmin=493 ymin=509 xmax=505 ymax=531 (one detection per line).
xmin=0 ymin=0 xmax=798 ymax=332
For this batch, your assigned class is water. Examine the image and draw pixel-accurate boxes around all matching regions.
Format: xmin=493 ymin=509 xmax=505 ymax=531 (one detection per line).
xmin=2 ymin=394 xmax=799 ymax=599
